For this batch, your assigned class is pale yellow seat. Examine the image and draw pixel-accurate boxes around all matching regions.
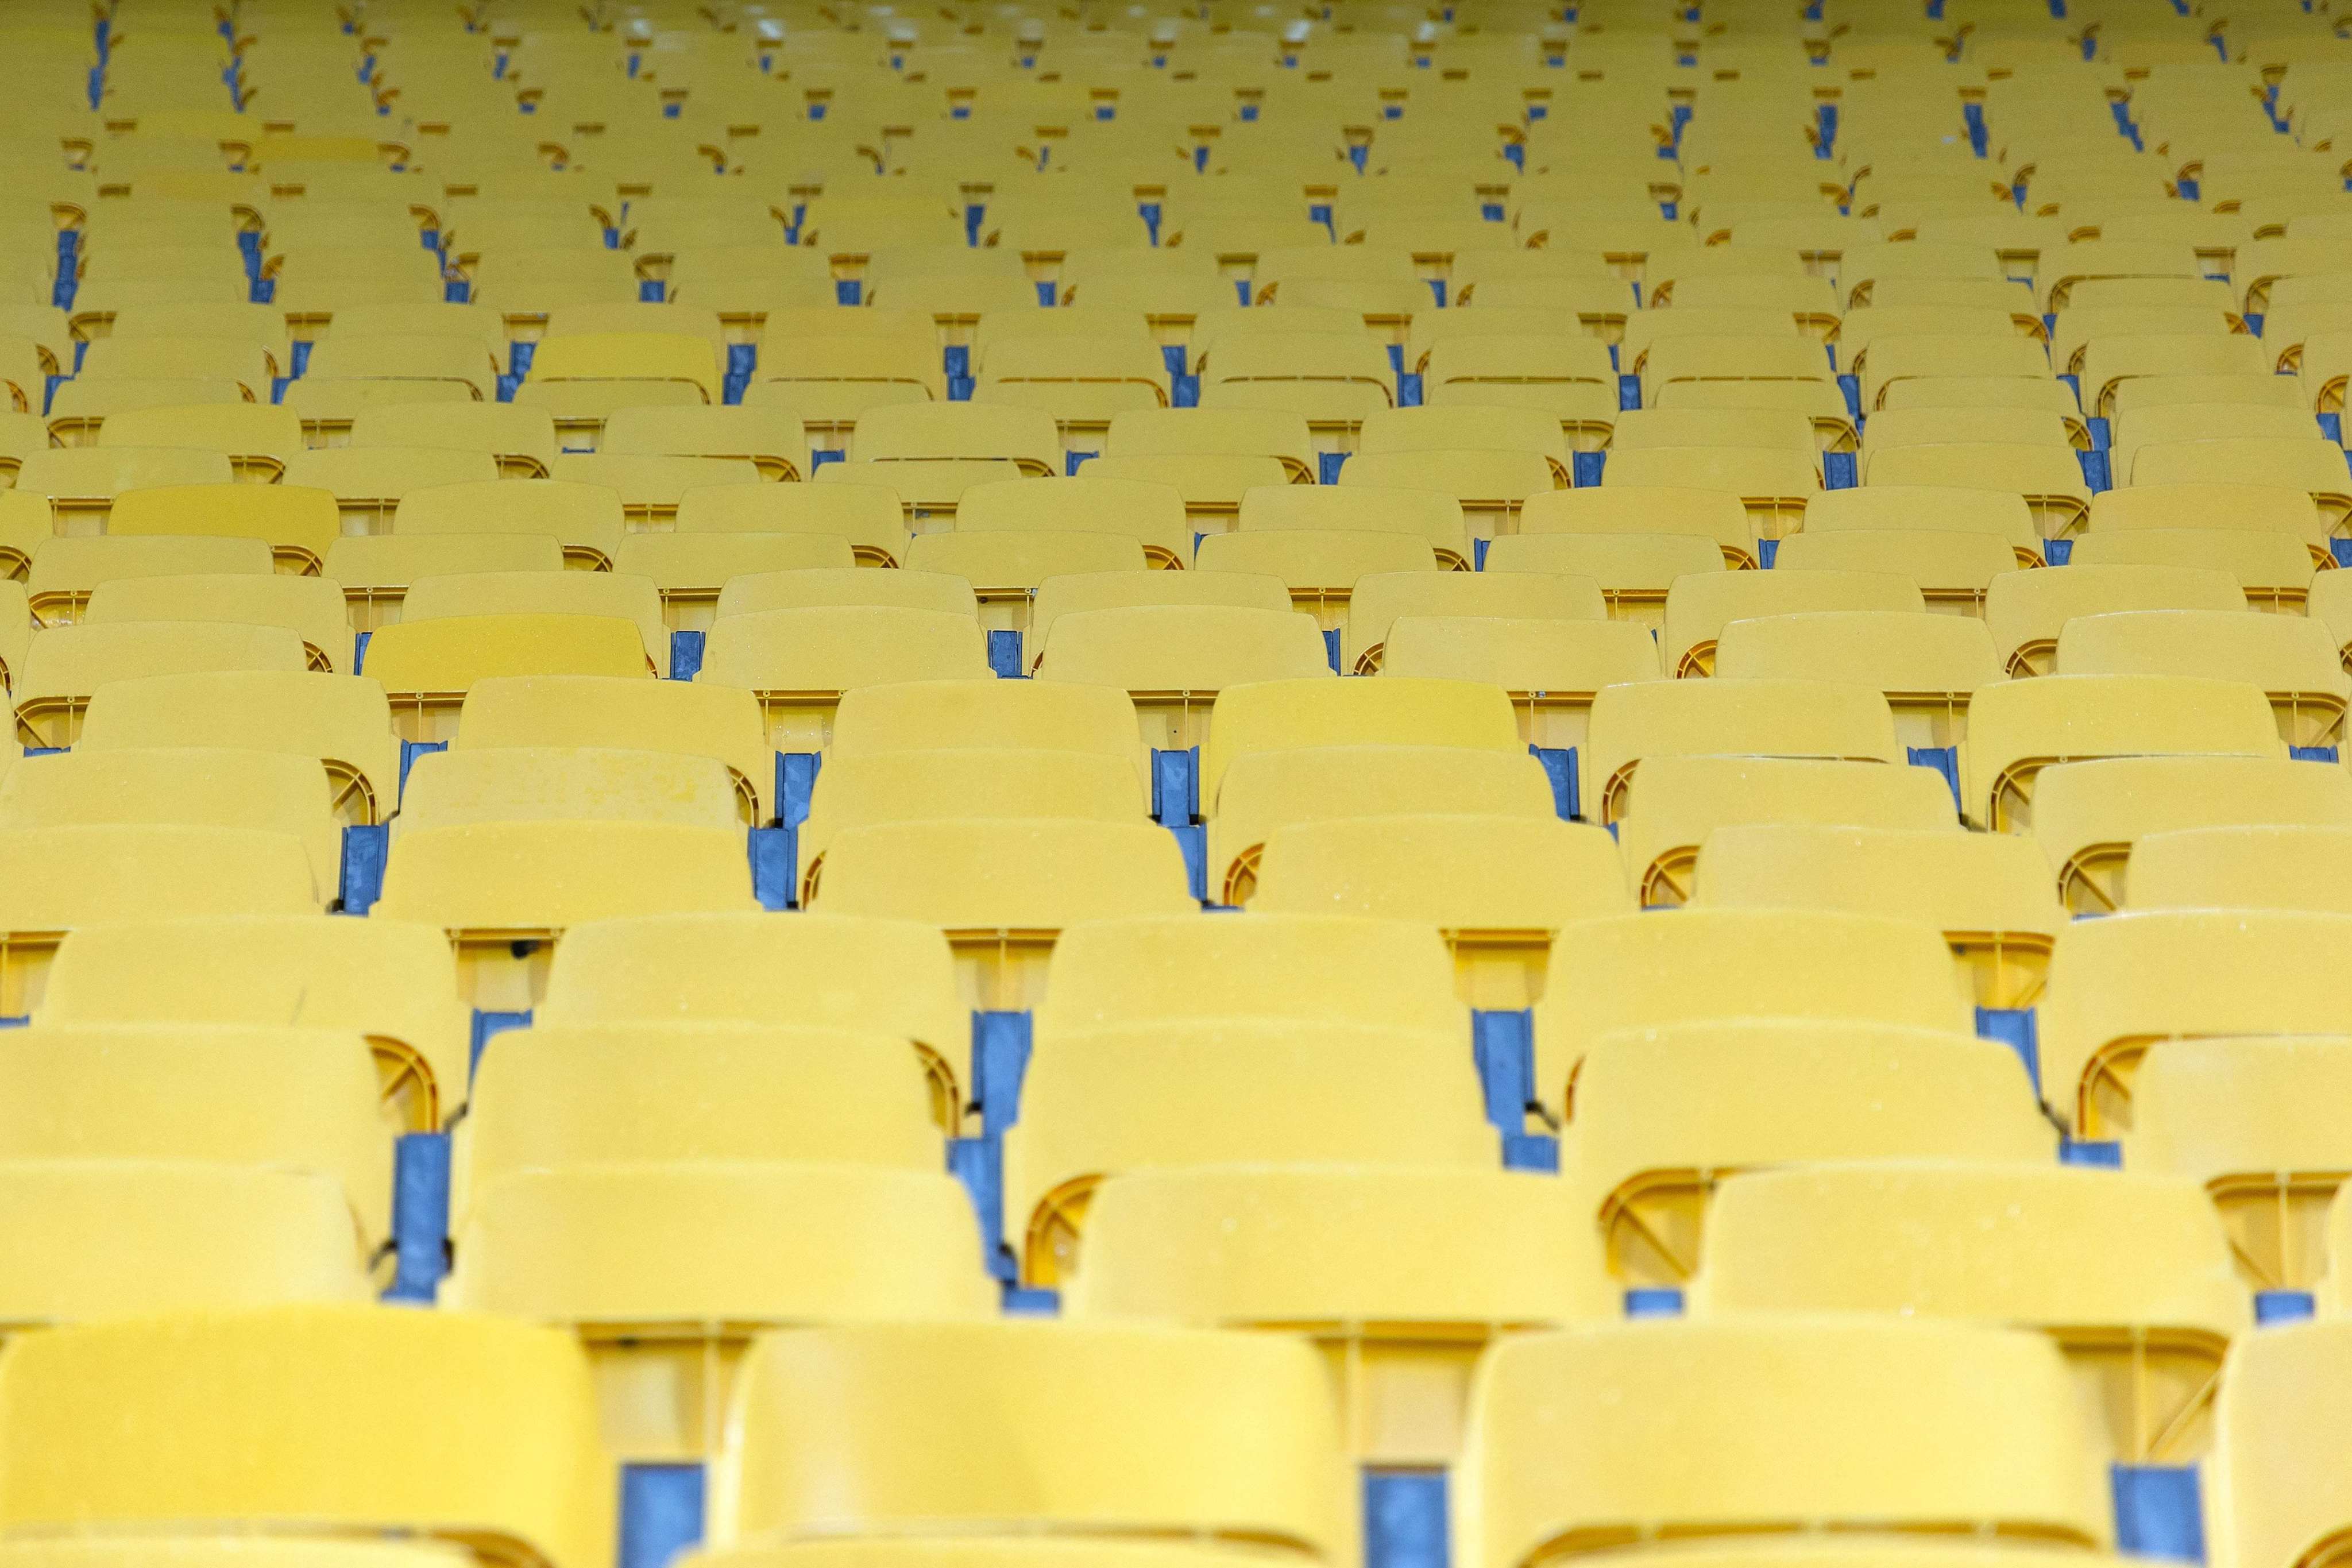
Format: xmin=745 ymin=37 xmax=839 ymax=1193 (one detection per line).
xmin=361 ymin=612 xmax=650 ymax=743
xmin=1864 ymin=442 xmax=2096 ymax=541
xmin=797 ymin=749 xmax=1146 ymax=903
xmin=456 ymin=1019 xmax=944 ymax=1226
xmin=0 ymin=1306 xmax=613 ymax=1567
xmin=1964 ymin=673 xmax=2287 ymax=833
xmin=1689 ymin=1162 xmax=2245 ymax=1465
xmin=395 ymin=748 xmax=740 ymax=840
xmin=398 ymin=571 xmax=668 ymax=677
xmin=76 ymin=670 xmax=401 ymax=829
xmin=1026 ymin=572 xmax=1293 ymax=673
xmin=2057 ymin=609 xmax=2350 ymax=747
xmin=538 ymin=911 xmax=972 ymax=1130
xmin=1457 ymin=1318 xmax=2106 ymax=1567
xmin=2068 ymin=530 xmax=2319 ymax=613
xmin=0 ymin=1163 xmax=371 ymax=1324
xmin=1984 ymin=562 xmax=2248 ymax=677
xmin=1102 ymin=406 xmax=1318 ymax=486
xmin=944 ymin=477 xmax=1192 ymax=571
xmin=546 ymin=455 xmax=762 ymax=527
xmin=906 ymin=532 xmax=1150 ymax=653
xmin=1252 ymin=814 xmax=1633 ymax=1008
xmin=300 ymin=334 xmax=503 ymax=400
xmin=1239 ymin=485 xmax=1473 ymax=572
xmin=106 ymin=484 xmax=343 ymax=577
xmin=16 ymin=447 xmax=237 ymax=531
xmin=613 ymin=535 xmax=856 ymax=633
xmin=2206 ymin=1319 xmax=2352 ymax=1568
xmin=847 ymin=402 xmax=1063 ymax=482
xmin=712 ymin=1322 xmax=1355 ymax=1558
xmin=2124 ymin=824 xmax=2352 ymax=913
xmin=1600 ymin=445 xmax=1822 ymax=541
xmin=1858 ymin=334 xmax=2054 ymax=415
xmin=1562 ymin=1019 xmax=2055 ymax=1285
xmin=2032 ymin=755 xmax=2352 ymax=915
xmin=79 ymin=566 xmax=350 ymax=672
xmin=1380 ymin=615 xmax=1666 ymax=755
xmin=1032 ymin=606 xmax=1336 ymax=752
xmin=325 ymin=536 xmax=567 ymax=633
xmin=752 ymin=334 xmax=947 ymax=441
xmin=2110 ymin=409 xmax=2329 ymax=500
xmin=1007 ymin=1017 xmax=1493 ymax=1288
xmin=1520 ymin=486 xmax=1759 ymax=572
xmin=349 ymin=404 xmax=561 ymax=479
xmin=1339 ymin=572 xmax=1604 ymax=677
xmin=2090 ymin=481 xmax=2333 ymax=568
xmin=74 ymin=335 xmax=272 ymax=400
xmin=814 ymin=459 xmax=1029 ymax=519
xmin=1530 ymin=908 xmax=1975 ymax=1123
xmin=2079 ymin=333 xmax=2269 ymax=418
xmin=806 ymin=819 xmax=1199 ymax=1011
xmin=0 ymin=744 xmax=337 ymax=903
xmin=0 ymin=1023 xmax=390 ymax=1254
xmin=1774 ymin=530 xmax=2023 ymax=615
xmin=13 ymin=622 xmax=307 ymax=748
xmin=393 ymin=479 xmax=627 ymax=572
xmin=373 ymin=821 xmax=760 ymax=1010
xmin=0 ymin=789 xmax=291 ymax=971
xmin=1662 ymin=568 xmax=1927 ymax=678
xmin=1619 ymin=756 xmax=1964 ymax=909
xmin=1581 ymin=677 xmax=1907 ymax=833
xmin=282 ymin=448 xmax=505 ymax=533
xmin=2043 ymin=909 xmax=2352 ymax=1138
xmin=2129 ymin=1036 xmax=2352 ymax=1294
xmin=697 ymin=605 xmax=991 ymax=751
xmin=24 ymin=535 xmax=274 ymax=627
xmin=1197 ymin=333 xmax=1399 ymax=450
xmin=2132 ymin=439 xmax=2352 ymax=532
xmin=827 ymin=679 xmax=1150 ymax=804
xmin=40 ymin=908 xmax=467 ymax=1133
xmin=1063 ymin=1165 xmax=1616 ymax=1464
xmin=1713 ymin=611 xmax=2005 ymax=753
xmin=712 ymin=569 xmax=978 ymax=624
xmin=675 ymin=482 xmax=913 ymax=569
xmin=95 ymin=403 xmax=306 ymax=482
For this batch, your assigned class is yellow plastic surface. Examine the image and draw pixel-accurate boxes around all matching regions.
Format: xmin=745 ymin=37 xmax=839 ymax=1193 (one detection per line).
xmin=1582 ymin=678 xmax=1904 ymax=830
xmin=1457 ymin=1318 xmax=2111 ymax=1568
xmin=108 ymin=484 xmax=341 ymax=574
xmin=365 ymin=616 xmax=652 ymax=739
xmin=1961 ymin=673 xmax=2286 ymax=832
xmin=1662 ymin=567 xmax=1926 ymax=677
xmin=83 ymin=573 xmax=355 ymax=674
xmin=713 ymin=1320 xmax=1354 ymax=1561
xmin=26 ymin=534 xmax=273 ymax=625
xmin=1033 ymin=606 xmax=1334 ymax=750
xmin=0 ymin=1304 xmax=613 ymax=1568
xmin=0 ymin=1023 xmax=391 ymax=1248
xmin=2041 ymin=909 xmax=2352 ymax=1137
xmin=698 ymin=606 xmax=991 ymax=748
xmin=76 ymin=670 xmax=403 ymax=828
xmin=394 ymin=480 xmax=627 ymax=571
xmin=0 ymin=1161 xmax=371 ymax=1324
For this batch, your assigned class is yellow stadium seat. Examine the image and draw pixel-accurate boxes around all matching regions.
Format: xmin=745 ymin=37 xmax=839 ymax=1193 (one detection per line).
xmin=441 ymin=1164 xmax=995 ymax=1457
xmin=848 ymin=401 xmax=1062 ymax=478
xmin=324 ymin=536 xmax=566 ymax=634
xmin=1238 ymin=485 xmax=1472 ymax=571
xmin=1581 ymin=675 xmax=1907 ymax=832
xmin=713 ymin=567 xmax=976 ymax=623
xmin=282 ymin=448 xmax=505 ymax=534
xmin=1713 ymin=610 xmax=2004 ymax=752
xmin=2044 ymin=907 xmax=2352 ymax=1136
xmin=1197 ymin=332 xmax=1398 ymax=449
xmin=17 ymin=447 xmax=237 ymax=531
xmin=78 ymin=570 xmax=349 ymax=674
xmin=1601 ymin=445 xmax=1821 ymax=540
xmin=1252 ymin=814 xmax=1631 ymax=1006
xmin=0 ymin=1163 xmax=370 ymax=1324
xmin=1103 ymin=407 xmax=1317 ymax=487
xmin=1690 ymin=1163 xmax=2246 ymax=1463
xmin=1457 ymin=1317 xmax=2105 ymax=1568
xmin=24 ymin=534 xmax=273 ymax=627
xmin=393 ymin=478 xmax=626 ymax=572
xmin=2129 ymin=1034 xmax=2352 ymax=1294
xmin=1531 ymin=908 xmax=1975 ymax=1123
xmin=1984 ymin=562 xmax=2247 ymax=676
xmin=14 ymin=621 xmax=307 ymax=748
xmin=374 ymin=821 xmax=759 ymax=1009
xmin=363 ymin=615 xmax=650 ymax=743
xmin=715 ymin=1321 xmax=1354 ymax=1558
xmin=2057 ymin=609 xmax=2349 ymax=747
xmin=94 ymin=402 xmax=305 ymax=482
xmin=675 ymin=481 xmax=912 ymax=569
xmin=538 ymin=909 xmax=970 ymax=1129
xmin=2090 ymin=480 xmax=2333 ymax=568
xmin=1965 ymin=673 xmax=2287 ymax=832
xmin=2208 ymin=1318 xmax=2352 ymax=1568
xmin=1008 ymin=1016 xmax=1491 ymax=1288
xmin=1032 ymin=606 xmax=1334 ymax=751
xmin=2033 ymin=754 xmax=2352 ymax=914
xmin=1621 ymin=756 xmax=1963 ymax=909
xmin=2121 ymin=823 xmax=2352 ymax=913
xmin=41 ymin=909 xmax=467 ymax=1134
xmin=0 ymin=1305 xmax=612 ymax=1568
xmin=1063 ymin=1165 xmax=1613 ymax=1462
xmin=806 ymin=819 xmax=1198 ymax=1010
xmin=300 ymin=333 xmax=503 ymax=400
xmin=1662 ymin=567 xmax=1926 ymax=677
xmin=1340 ymin=571 xmax=1605 ymax=676
xmin=697 ymin=605 xmax=990 ymax=750
xmin=2131 ymin=438 xmax=2352 ymax=531
xmin=0 ymin=747 xmax=339 ymax=908
xmin=797 ymin=747 xmax=1144 ymax=903
xmin=396 ymin=746 xmax=738 ymax=839
xmin=613 ymin=534 xmax=856 ymax=632
xmin=398 ymin=571 xmax=667 ymax=675
xmin=104 ymin=484 xmax=342 ymax=578
xmin=1564 ymin=1017 xmax=2054 ymax=1284
xmin=75 ymin=669 xmax=400 ymax=828
xmin=751 ymin=333 xmax=948 ymax=442
xmin=347 ymin=404 xmax=558 ymax=480
xmin=2067 ymin=530 xmax=2318 ymax=613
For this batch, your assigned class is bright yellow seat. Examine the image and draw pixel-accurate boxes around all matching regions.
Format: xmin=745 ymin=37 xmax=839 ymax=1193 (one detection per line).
xmin=697 ymin=605 xmax=991 ymax=751
xmin=0 ymin=1305 xmax=612 ymax=1568
xmin=1984 ymin=562 xmax=2247 ymax=676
